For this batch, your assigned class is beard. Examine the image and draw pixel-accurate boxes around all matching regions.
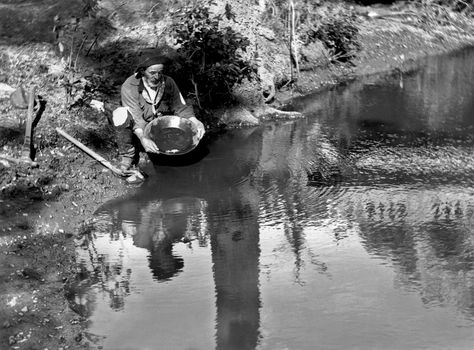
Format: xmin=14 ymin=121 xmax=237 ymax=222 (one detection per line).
xmin=145 ymin=75 xmax=163 ymax=88
xmin=148 ymin=78 xmax=161 ymax=87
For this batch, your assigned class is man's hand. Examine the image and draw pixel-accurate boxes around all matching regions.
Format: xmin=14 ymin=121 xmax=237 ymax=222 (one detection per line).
xmin=134 ymin=128 xmax=160 ymax=154
xmin=141 ymin=137 xmax=160 ymax=153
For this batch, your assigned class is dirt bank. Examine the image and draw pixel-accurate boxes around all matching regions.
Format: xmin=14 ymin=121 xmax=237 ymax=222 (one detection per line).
xmin=1 ymin=2 xmax=474 ymax=350
xmin=276 ymin=5 xmax=474 ymax=103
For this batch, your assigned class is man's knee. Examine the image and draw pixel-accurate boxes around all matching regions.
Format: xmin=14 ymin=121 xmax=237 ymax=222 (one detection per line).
xmin=112 ymin=107 xmax=133 ymax=128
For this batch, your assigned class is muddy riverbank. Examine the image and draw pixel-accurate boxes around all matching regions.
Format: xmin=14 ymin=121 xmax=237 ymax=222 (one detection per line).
xmin=1 ymin=3 xmax=474 ymax=350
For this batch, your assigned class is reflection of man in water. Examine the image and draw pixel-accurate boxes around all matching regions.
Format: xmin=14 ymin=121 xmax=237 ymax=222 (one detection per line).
xmin=118 ymin=198 xmax=203 ymax=281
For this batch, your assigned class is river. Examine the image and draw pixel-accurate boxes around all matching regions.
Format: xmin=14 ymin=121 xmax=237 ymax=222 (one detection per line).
xmin=69 ymin=47 xmax=474 ymax=350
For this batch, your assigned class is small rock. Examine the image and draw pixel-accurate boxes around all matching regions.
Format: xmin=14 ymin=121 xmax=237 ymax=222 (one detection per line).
xmin=74 ymin=333 xmax=82 ymax=342
xmin=7 ymin=296 xmax=18 ymax=307
xmin=0 ymin=82 xmax=15 ymax=100
xmin=21 ymin=306 xmax=28 ymax=313
xmin=8 ymin=335 xmax=16 ymax=345
xmin=3 ymin=320 xmax=11 ymax=328
xmin=23 ymin=267 xmax=42 ymax=281
xmin=258 ymin=27 xmax=275 ymax=41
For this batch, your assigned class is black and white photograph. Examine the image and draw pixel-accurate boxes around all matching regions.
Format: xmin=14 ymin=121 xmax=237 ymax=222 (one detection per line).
xmin=1 ymin=0 xmax=474 ymax=349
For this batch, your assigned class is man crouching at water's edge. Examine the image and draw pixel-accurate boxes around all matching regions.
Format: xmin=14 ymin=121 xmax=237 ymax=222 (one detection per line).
xmin=112 ymin=48 xmax=205 ymax=173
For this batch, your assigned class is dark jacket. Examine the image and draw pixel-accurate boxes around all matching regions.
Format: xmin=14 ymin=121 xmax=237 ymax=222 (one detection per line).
xmin=121 ymin=74 xmax=194 ymax=131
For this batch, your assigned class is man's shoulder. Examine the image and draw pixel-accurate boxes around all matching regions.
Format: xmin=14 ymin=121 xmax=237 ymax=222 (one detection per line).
xmin=163 ymin=75 xmax=177 ymax=85
xmin=122 ymin=74 xmax=140 ymax=88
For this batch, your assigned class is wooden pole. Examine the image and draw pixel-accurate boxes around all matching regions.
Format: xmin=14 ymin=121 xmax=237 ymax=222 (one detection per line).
xmin=22 ymin=87 xmax=36 ymax=160
xmin=289 ymin=0 xmax=299 ymax=82
xmin=56 ymin=127 xmax=124 ymax=176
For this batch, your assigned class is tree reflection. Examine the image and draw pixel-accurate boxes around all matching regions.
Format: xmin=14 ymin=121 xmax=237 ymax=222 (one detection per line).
xmin=345 ymin=188 xmax=474 ymax=318
xmin=66 ymin=225 xmax=133 ymax=315
xmin=288 ymin=48 xmax=474 ymax=321
xmin=209 ymin=195 xmax=261 ymax=350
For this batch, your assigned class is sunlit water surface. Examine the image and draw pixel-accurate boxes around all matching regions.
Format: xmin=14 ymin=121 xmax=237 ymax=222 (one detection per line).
xmin=70 ymin=48 xmax=474 ymax=350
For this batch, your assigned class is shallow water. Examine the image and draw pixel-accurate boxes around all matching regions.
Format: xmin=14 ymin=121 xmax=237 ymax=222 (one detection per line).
xmin=71 ymin=47 xmax=474 ymax=350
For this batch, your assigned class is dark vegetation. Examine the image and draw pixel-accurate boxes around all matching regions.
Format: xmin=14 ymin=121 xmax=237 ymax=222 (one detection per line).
xmin=304 ymin=12 xmax=360 ymax=62
xmin=167 ymin=3 xmax=258 ymax=116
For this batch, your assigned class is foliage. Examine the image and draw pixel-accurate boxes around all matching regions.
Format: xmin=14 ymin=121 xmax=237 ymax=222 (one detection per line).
xmin=263 ymin=1 xmax=361 ymax=63
xmin=412 ymin=0 xmax=473 ymax=16
xmin=310 ymin=14 xmax=360 ymax=62
xmin=81 ymin=0 xmax=100 ymax=16
xmin=168 ymin=2 xmax=257 ymax=109
xmin=397 ymin=0 xmax=474 ymax=30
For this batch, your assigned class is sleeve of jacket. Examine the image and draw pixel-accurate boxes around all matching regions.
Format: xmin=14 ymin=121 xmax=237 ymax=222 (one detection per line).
xmin=167 ymin=77 xmax=195 ymax=119
xmin=121 ymin=77 xmax=147 ymax=131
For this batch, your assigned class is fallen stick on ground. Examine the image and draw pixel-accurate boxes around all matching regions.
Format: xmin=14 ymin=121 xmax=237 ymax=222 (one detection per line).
xmin=56 ymin=127 xmax=124 ymax=176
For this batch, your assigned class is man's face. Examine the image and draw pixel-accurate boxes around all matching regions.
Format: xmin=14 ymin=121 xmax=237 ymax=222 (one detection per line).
xmin=143 ymin=64 xmax=164 ymax=87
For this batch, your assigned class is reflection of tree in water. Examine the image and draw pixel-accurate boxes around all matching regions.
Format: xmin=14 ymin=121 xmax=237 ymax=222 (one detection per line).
xmin=306 ymin=74 xmax=474 ymax=311
xmin=208 ymin=195 xmax=261 ymax=350
xmin=66 ymin=220 xmax=132 ymax=316
xmin=352 ymin=192 xmax=474 ymax=318
xmin=233 ymin=121 xmax=333 ymax=290
xmin=358 ymin=221 xmax=419 ymax=276
xmin=256 ymin=120 xmax=336 ymax=283
xmin=281 ymin=194 xmax=331 ymax=283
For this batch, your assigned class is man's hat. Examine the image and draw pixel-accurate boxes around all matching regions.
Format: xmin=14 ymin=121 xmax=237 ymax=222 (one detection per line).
xmin=136 ymin=48 xmax=170 ymax=71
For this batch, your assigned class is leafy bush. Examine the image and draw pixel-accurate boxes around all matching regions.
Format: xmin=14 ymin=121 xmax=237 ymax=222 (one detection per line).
xmin=168 ymin=2 xmax=257 ymax=109
xmin=263 ymin=1 xmax=361 ymax=63
xmin=311 ymin=15 xmax=360 ymax=62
